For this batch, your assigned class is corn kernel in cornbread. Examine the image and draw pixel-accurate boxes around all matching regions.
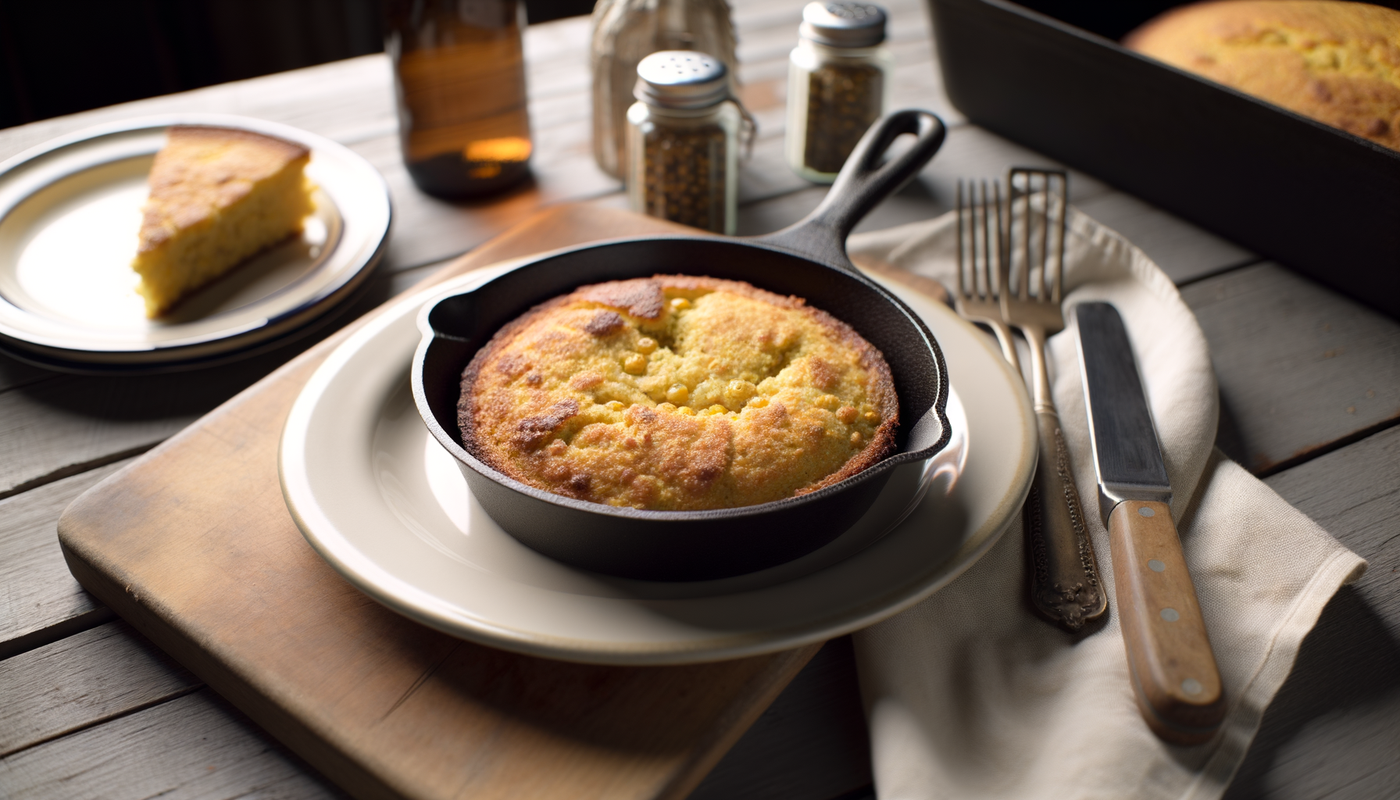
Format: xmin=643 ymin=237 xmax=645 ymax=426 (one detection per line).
xmin=131 ymin=126 xmax=315 ymax=317
xmin=459 ymin=275 xmax=898 ymax=511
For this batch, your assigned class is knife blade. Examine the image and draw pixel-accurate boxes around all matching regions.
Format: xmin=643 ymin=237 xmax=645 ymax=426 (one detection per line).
xmin=1074 ymin=301 xmax=1225 ymax=745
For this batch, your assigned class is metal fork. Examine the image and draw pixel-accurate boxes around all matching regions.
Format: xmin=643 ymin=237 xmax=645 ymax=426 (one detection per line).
xmin=954 ymin=180 xmax=1021 ymax=376
xmin=1000 ymin=167 xmax=1107 ymax=632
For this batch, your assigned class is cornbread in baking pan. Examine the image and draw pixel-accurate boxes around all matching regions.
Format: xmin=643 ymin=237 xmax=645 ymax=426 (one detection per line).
xmin=459 ymin=275 xmax=899 ymax=511
xmin=1124 ymin=1 xmax=1400 ymax=151
xmin=131 ymin=126 xmax=315 ymax=317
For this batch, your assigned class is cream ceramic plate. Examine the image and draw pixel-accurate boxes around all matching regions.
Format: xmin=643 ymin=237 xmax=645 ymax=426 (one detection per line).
xmin=280 ymin=265 xmax=1035 ymax=665
xmin=0 ymin=114 xmax=391 ymax=371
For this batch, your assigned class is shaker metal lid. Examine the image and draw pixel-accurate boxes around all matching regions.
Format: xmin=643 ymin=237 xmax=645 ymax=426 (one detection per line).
xmin=800 ymin=2 xmax=887 ymax=48
xmin=634 ymin=51 xmax=729 ymax=109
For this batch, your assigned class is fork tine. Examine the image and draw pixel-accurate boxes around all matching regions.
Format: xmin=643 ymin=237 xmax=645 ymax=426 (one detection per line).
xmin=1053 ymin=172 xmax=1067 ymax=304
xmin=1039 ymin=172 xmax=1051 ymax=301
xmin=956 ymin=180 xmax=966 ymax=299
xmin=991 ymin=179 xmax=1003 ymax=300
xmin=969 ymin=181 xmax=979 ymax=299
xmin=1024 ymin=173 xmax=1036 ymax=304
xmin=980 ymin=180 xmax=991 ymax=299
xmin=993 ymin=179 xmax=1010 ymax=310
xmin=980 ymin=180 xmax=997 ymax=307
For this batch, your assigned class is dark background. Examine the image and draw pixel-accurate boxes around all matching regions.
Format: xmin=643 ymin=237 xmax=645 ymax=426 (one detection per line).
xmin=0 ymin=0 xmax=597 ymax=129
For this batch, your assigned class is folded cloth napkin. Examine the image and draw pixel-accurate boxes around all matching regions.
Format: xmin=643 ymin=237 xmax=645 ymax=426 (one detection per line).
xmin=845 ymin=208 xmax=1367 ymax=800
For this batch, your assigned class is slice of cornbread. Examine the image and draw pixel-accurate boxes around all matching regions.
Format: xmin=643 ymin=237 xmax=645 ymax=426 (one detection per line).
xmin=459 ymin=276 xmax=899 ymax=511
xmin=131 ymin=126 xmax=314 ymax=317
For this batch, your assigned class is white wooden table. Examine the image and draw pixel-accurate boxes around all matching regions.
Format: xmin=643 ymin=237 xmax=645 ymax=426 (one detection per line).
xmin=1 ymin=1 xmax=1397 ymax=797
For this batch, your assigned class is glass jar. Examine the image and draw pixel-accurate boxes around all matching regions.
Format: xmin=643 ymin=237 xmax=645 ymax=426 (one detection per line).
xmin=627 ymin=51 xmax=740 ymax=234
xmin=785 ymin=2 xmax=893 ymax=183
xmin=385 ymin=0 xmax=533 ymax=198
xmin=591 ymin=0 xmax=738 ymax=180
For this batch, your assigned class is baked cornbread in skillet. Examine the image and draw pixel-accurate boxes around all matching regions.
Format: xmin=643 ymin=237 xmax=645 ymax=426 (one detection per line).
xmin=131 ymin=125 xmax=315 ymax=317
xmin=458 ymin=275 xmax=898 ymax=511
xmin=1125 ymin=1 xmax=1400 ymax=151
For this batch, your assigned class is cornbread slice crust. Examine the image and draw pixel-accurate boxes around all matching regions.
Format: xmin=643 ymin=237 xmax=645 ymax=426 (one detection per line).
xmin=459 ymin=275 xmax=899 ymax=511
xmin=131 ymin=126 xmax=314 ymax=317
xmin=1125 ymin=1 xmax=1400 ymax=151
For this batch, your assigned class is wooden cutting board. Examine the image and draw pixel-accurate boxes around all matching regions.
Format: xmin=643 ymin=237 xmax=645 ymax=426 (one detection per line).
xmin=56 ymin=206 xmax=822 ymax=800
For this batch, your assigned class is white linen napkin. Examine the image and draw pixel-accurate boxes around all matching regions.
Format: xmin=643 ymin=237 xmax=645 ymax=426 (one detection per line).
xmin=845 ymin=209 xmax=1367 ymax=800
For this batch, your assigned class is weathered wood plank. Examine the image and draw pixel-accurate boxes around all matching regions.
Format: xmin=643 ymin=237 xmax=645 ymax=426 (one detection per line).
xmin=1181 ymin=263 xmax=1400 ymax=475
xmin=0 ymin=253 xmax=441 ymax=658
xmin=0 ymin=55 xmax=396 ymax=164
xmin=0 ymin=461 xmax=129 ymax=659
xmin=735 ymin=122 xmax=1119 ymax=238
xmin=0 ymin=620 xmax=199 ymax=758
xmin=1266 ymin=429 xmax=1400 ymax=613
xmin=0 ymin=366 xmax=271 ymax=501
xmin=1225 ymin=426 xmax=1400 ymax=800
xmin=0 ymin=255 xmax=439 ymax=506
xmin=0 ymin=689 xmax=349 ymax=799
xmin=0 ymin=631 xmax=864 ymax=800
xmin=1073 ymin=191 xmax=1258 ymax=285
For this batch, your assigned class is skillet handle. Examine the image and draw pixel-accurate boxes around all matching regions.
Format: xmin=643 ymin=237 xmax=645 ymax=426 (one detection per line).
xmin=759 ymin=109 xmax=946 ymax=270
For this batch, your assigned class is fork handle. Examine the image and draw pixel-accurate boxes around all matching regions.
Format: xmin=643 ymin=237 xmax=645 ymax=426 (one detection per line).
xmin=1026 ymin=407 xmax=1108 ymax=631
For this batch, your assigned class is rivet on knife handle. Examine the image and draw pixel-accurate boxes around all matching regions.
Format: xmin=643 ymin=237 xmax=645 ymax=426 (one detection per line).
xmin=1026 ymin=411 xmax=1107 ymax=631
xmin=1109 ymin=500 xmax=1225 ymax=744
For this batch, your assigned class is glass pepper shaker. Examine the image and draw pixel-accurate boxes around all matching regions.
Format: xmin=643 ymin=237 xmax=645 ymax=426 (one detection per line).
xmin=627 ymin=51 xmax=741 ymax=235
xmin=591 ymin=0 xmax=739 ymax=180
xmin=385 ymin=0 xmax=533 ymax=198
xmin=785 ymin=2 xmax=892 ymax=183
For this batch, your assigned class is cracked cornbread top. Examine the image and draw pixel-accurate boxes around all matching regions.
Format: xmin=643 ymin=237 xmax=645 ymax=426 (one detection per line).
xmin=458 ymin=275 xmax=898 ymax=511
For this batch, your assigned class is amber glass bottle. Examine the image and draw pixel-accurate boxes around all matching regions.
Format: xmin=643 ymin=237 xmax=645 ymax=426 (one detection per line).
xmin=386 ymin=0 xmax=533 ymax=197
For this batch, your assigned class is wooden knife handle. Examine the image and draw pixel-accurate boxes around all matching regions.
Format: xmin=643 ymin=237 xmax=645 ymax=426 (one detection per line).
xmin=1026 ymin=409 xmax=1107 ymax=631
xmin=1109 ymin=500 xmax=1226 ymax=744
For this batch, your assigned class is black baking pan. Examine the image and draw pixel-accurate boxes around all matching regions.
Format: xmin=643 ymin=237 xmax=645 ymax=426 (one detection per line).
xmin=929 ymin=0 xmax=1400 ymax=319
xmin=412 ymin=110 xmax=951 ymax=581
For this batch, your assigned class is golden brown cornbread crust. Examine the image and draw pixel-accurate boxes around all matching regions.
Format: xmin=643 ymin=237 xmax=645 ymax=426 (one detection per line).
xmin=132 ymin=125 xmax=314 ymax=316
xmin=458 ymin=275 xmax=899 ymax=511
xmin=1125 ymin=1 xmax=1400 ymax=151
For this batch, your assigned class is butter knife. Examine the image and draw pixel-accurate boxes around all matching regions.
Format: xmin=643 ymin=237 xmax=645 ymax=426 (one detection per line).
xmin=1074 ymin=302 xmax=1226 ymax=745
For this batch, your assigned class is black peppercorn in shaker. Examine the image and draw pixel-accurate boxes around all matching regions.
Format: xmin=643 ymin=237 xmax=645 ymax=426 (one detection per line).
xmin=627 ymin=51 xmax=741 ymax=234
xmin=786 ymin=2 xmax=892 ymax=183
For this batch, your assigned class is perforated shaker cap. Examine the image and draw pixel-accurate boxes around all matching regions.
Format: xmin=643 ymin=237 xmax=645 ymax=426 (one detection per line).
xmin=799 ymin=2 xmax=887 ymax=48
xmin=634 ymin=51 xmax=729 ymax=110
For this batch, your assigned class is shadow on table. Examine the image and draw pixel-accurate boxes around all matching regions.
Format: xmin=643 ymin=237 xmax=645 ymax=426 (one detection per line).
xmin=1224 ymin=586 xmax=1400 ymax=799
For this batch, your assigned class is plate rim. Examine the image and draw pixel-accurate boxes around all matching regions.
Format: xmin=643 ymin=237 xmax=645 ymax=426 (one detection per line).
xmin=0 ymin=113 xmax=392 ymax=369
xmin=280 ymin=264 xmax=1037 ymax=664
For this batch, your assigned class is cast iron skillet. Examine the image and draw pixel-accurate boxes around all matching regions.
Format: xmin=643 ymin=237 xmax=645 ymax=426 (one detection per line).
xmin=413 ymin=110 xmax=950 ymax=581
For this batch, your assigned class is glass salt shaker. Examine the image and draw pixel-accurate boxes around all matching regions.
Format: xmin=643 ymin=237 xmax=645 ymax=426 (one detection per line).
xmin=786 ymin=2 xmax=893 ymax=183
xmin=591 ymin=0 xmax=739 ymax=180
xmin=627 ymin=51 xmax=740 ymax=235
